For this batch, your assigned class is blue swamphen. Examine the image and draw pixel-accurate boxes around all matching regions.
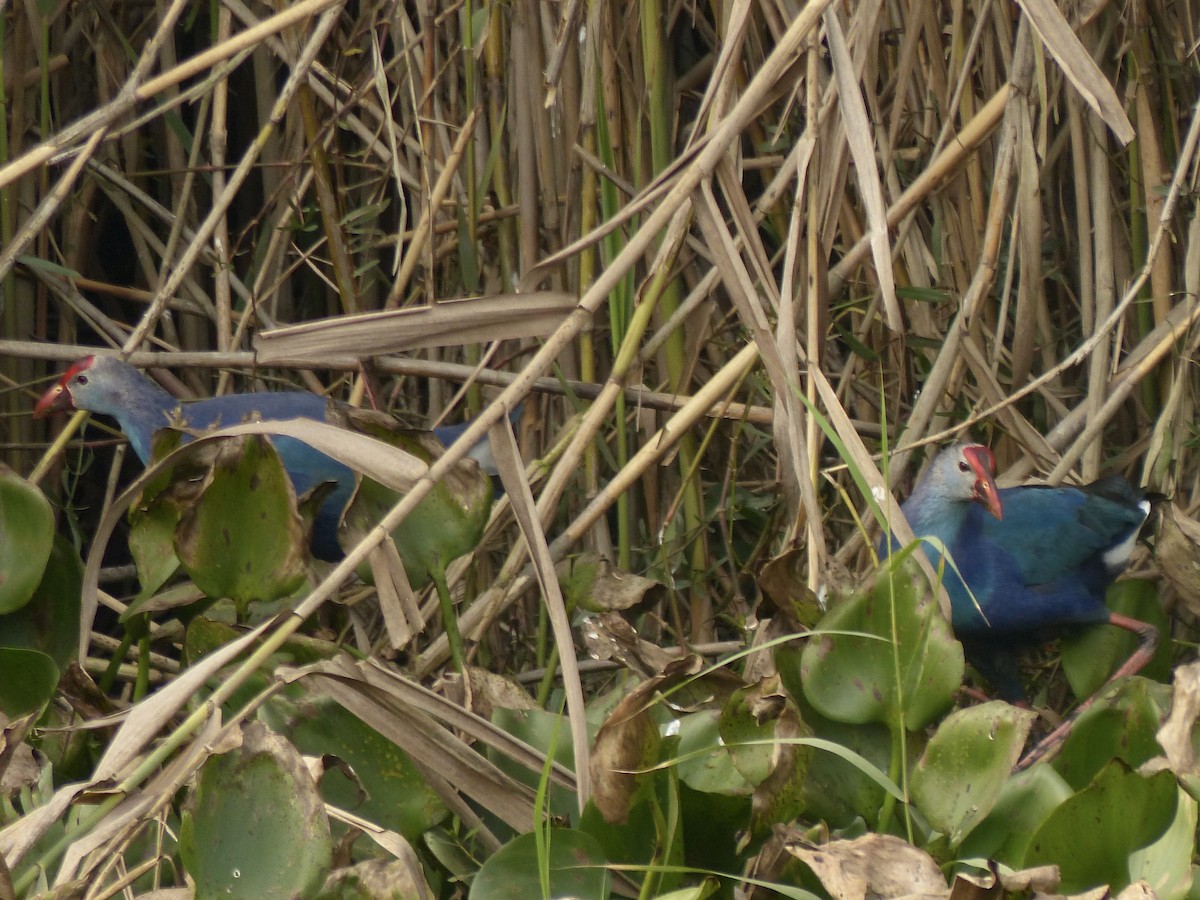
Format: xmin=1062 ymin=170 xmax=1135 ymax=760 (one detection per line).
xmin=34 ymin=355 xmax=501 ymax=562
xmin=885 ymin=442 xmax=1157 ymax=704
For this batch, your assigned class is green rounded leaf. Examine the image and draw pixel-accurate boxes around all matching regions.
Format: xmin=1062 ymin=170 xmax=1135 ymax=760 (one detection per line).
xmin=957 ymin=762 xmax=1073 ymax=869
xmin=580 ymin=775 xmax=685 ymax=898
xmin=801 ymin=555 xmax=963 ymax=730
xmin=0 ymin=465 xmax=54 ymax=614
xmin=678 ymin=783 xmax=753 ymax=880
xmin=795 ymin=708 xmax=898 ymax=828
xmin=275 ymin=695 xmax=448 ymax=840
xmin=910 ymin=701 xmax=1036 ymax=845
xmin=1025 ymin=762 xmax=1178 ymax=894
xmin=0 ymin=534 xmax=82 ymax=671
xmin=0 ymin=647 xmax=59 ymax=717
xmin=1128 ymin=787 xmax=1196 ymax=900
xmin=469 ymin=829 xmax=609 ymax=900
xmin=719 ymin=680 xmax=788 ymax=787
xmin=128 ymin=498 xmax=182 ymax=600
xmin=338 ymin=426 xmax=491 ymax=589
xmin=490 ymin=707 xmax=584 ymax=822
xmin=180 ymin=722 xmax=332 ymax=899
xmin=676 ymin=710 xmax=751 ymax=795
xmin=719 ymin=677 xmax=813 ymax=839
xmin=175 ymin=435 xmax=308 ymax=610
xmin=1052 ymin=677 xmax=1169 ymax=791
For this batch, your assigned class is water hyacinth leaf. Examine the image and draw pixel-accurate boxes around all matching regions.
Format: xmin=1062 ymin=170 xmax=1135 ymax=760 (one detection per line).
xmin=142 ymin=427 xmax=191 ymax=499
xmin=121 ymin=582 xmax=208 ymax=622
xmin=714 ymin=674 xmax=813 ymax=839
xmin=1128 ymin=787 xmax=1196 ymax=900
xmin=676 ymin=710 xmax=751 ymax=796
xmin=271 ymin=694 xmax=448 ymax=840
xmin=338 ymin=425 xmax=492 ymax=589
xmin=468 ymin=829 xmax=610 ymax=900
xmin=1025 ymin=763 xmax=1178 ymax=895
xmin=0 ymin=534 xmax=82 ymax=671
xmin=653 ymin=887 xmax=722 ymax=900
xmin=388 ymin=465 xmax=491 ymax=585
xmin=580 ymin=773 xmax=685 ymax=897
xmin=184 ymin=616 xmax=245 ymax=664
xmin=957 ymin=763 xmax=1074 ymax=869
xmin=910 ymin=701 xmax=1037 ymax=845
xmin=678 ymin=783 xmax=753 ymax=883
xmin=126 ymin=428 xmax=191 ymax=596
xmin=0 ymin=648 xmax=60 ymax=717
xmin=488 ymin=706 xmax=582 ymax=822
xmin=1052 ymin=677 xmax=1169 ymax=791
xmin=800 ymin=555 xmax=963 ymax=730
xmin=659 ymin=656 xmax=745 ymax=713
xmin=174 ymin=434 xmax=308 ymax=610
xmin=180 ymin=619 xmax=274 ymax=715
xmin=719 ymin=677 xmax=790 ymax=787
xmin=757 ymin=547 xmax=826 ymax=629
xmin=746 ymin=704 xmax=812 ymax=841
xmin=187 ymin=616 xmax=341 ymax=716
xmin=716 ymin=675 xmax=814 ymax=839
xmin=180 ymin=722 xmax=332 ymax=899
xmin=792 ymin=695 xmax=897 ymax=828
xmin=128 ymin=497 xmax=182 ymax=600
xmin=1061 ymin=580 xmax=1170 ymax=698
xmin=0 ymin=465 xmax=54 ymax=614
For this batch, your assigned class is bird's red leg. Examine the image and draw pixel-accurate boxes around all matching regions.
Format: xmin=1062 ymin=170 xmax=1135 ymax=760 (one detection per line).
xmin=1105 ymin=613 xmax=1160 ymax=680
xmin=958 ymin=684 xmax=993 ymax=704
xmin=1015 ymin=614 xmax=1159 ymax=771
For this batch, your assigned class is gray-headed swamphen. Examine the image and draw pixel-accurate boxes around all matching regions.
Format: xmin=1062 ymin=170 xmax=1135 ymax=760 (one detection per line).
xmin=883 ymin=442 xmax=1157 ymax=706
xmin=34 ymin=354 xmax=503 ymax=562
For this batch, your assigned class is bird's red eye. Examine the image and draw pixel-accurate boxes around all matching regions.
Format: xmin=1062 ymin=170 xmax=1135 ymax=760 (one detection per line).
xmin=75 ymin=375 xmax=88 ymax=386
xmin=958 ymin=460 xmax=970 ymax=472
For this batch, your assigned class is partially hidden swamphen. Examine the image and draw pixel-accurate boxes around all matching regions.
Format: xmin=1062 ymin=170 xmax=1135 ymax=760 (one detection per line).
xmin=883 ymin=443 xmax=1157 ymax=708
xmin=34 ymin=354 xmax=503 ymax=562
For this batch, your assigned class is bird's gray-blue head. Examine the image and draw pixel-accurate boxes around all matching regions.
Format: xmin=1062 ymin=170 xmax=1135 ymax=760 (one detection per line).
xmin=914 ymin=443 xmax=1004 ymax=521
xmin=34 ymin=355 xmax=167 ymax=421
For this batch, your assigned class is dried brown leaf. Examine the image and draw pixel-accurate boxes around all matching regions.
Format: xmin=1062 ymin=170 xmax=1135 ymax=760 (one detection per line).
xmin=1014 ymin=0 xmax=1135 ymax=143
xmin=786 ymin=833 xmax=948 ymax=900
xmin=254 ymin=292 xmax=578 ymax=362
xmin=1155 ymin=660 xmax=1200 ymax=777
xmin=1155 ymin=503 xmax=1200 ymax=614
xmin=589 ymin=677 xmax=663 ymax=825
xmin=580 ymin=612 xmax=676 ymax=677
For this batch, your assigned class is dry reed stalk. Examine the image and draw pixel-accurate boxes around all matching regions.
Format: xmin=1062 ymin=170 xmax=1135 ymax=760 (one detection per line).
xmin=0 ymin=0 xmax=1198 ymax=885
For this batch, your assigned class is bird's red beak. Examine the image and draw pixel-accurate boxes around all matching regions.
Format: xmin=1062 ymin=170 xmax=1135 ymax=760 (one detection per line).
xmin=34 ymin=357 xmax=94 ymax=418
xmin=33 ymin=380 xmax=73 ymax=418
xmin=963 ymin=444 xmax=1003 ymax=520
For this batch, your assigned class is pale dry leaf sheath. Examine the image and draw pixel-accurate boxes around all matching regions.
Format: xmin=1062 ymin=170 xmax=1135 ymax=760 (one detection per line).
xmin=254 ymin=292 xmax=578 ymax=362
xmin=1013 ymin=0 xmax=1135 ymax=143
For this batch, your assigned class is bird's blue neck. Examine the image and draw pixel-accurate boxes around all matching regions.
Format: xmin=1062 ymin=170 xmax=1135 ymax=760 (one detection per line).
xmin=904 ymin=492 xmax=972 ymax=546
xmin=103 ymin=377 xmax=179 ymax=464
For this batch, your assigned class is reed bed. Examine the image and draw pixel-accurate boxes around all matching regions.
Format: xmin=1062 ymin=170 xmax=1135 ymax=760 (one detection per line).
xmin=0 ymin=0 xmax=1197 ymax=892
